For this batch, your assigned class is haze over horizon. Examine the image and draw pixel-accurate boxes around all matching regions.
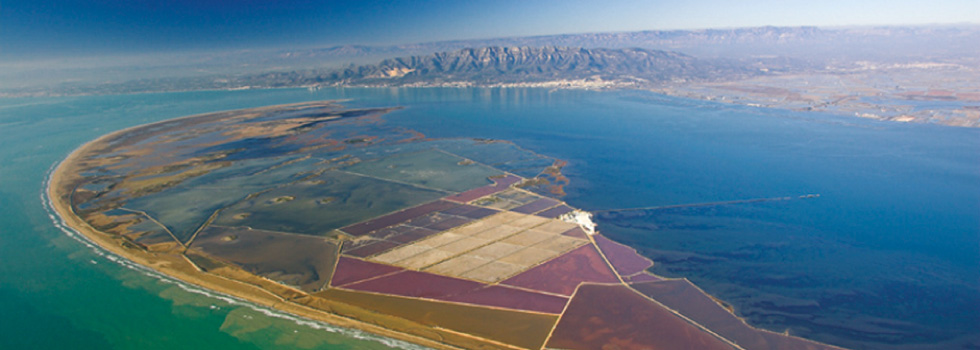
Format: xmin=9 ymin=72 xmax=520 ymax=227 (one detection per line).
xmin=2 ymin=0 xmax=978 ymax=61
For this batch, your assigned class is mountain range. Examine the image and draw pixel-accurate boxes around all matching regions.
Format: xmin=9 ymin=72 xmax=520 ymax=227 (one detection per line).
xmin=303 ymin=46 xmax=756 ymax=87
xmin=4 ymin=25 xmax=977 ymax=97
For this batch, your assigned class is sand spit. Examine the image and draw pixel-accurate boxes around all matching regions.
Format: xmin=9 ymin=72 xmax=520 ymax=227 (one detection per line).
xmin=46 ymin=112 xmax=463 ymax=350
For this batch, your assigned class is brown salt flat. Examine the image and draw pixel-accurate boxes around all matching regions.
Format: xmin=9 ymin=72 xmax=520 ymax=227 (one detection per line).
xmin=594 ymin=234 xmax=654 ymax=276
xmin=436 ymin=236 xmax=491 ymax=254
xmin=533 ymin=219 xmax=578 ymax=234
xmin=546 ymin=284 xmax=737 ymax=350
xmin=506 ymin=214 xmax=551 ymax=229
xmin=631 ymin=280 xmax=843 ymax=350
xmin=470 ymin=224 xmax=524 ymax=241
xmin=411 ymin=232 xmax=465 ymax=249
xmin=440 ymin=285 xmax=569 ymax=314
xmin=499 ymin=229 xmax=554 ymax=246
xmin=498 ymin=246 xmax=556 ymax=266
xmin=467 ymin=241 xmax=524 ymax=260
xmin=330 ymin=256 xmax=403 ymax=287
xmin=424 ymin=255 xmax=492 ymax=276
xmin=370 ymin=244 xmax=432 ymax=264
xmin=459 ymin=260 xmax=525 ymax=283
xmin=341 ymin=270 xmax=485 ymax=299
xmin=315 ymin=288 xmax=557 ymax=350
xmin=475 ymin=211 xmax=525 ymax=227
xmin=392 ymin=249 xmax=456 ymax=270
xmin=530 ymin=235 xmax=586 ymax=253
xmin=501 ymin=244 xmax=619 ymax=296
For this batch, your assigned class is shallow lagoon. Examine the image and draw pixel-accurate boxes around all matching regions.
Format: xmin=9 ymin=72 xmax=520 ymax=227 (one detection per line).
xmin=1 ymin=87 xmax=977 ymax=349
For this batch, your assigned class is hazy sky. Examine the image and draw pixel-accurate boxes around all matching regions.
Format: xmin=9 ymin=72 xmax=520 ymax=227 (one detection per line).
xmin=2 ymin=0 xmax=977 ymax=59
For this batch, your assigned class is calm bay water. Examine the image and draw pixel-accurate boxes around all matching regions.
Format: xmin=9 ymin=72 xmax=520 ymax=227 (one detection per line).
xmin=1 ymin=87 xmax=976 ymax=349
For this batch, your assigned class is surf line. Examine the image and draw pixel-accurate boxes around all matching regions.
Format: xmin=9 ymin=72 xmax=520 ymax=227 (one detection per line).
xmin=593 ymin=194 xmax=820 ymax=214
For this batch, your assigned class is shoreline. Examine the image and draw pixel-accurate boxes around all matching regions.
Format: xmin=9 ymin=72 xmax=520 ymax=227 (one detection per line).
xmin=46 ymin=120 xmax=465 ymax=350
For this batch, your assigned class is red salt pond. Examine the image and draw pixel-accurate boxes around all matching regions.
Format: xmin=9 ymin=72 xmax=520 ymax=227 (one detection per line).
xmin=341 ymin=269 xmax=485 ymax=299
xmin=386 ymin=227 xmax=440 ymax=244
xmin=560 ymin=227 xmax=589 ymax=239
xmin=330 ymin=256 xmax=403 ymax=287
xmin=445 ymin=174 xmax=522 ymax=203
xmin=510 ymin=197 xmax=561 ymax=214
xmin=441 ymin=285 xmax=569 ymax=314
xmin=535 ymin=204 xmax=574 ymax=218
xmin=546 ymin=284 xmax=737 ymax=350
xmin=341 ymin=240 xmax=401 ymax=258
xmin=501 ymin=244 xmax=619 ymax=296
xmin=364 ymin=224 xmax=418 ymax=239
xmin=424 ymin=216 xmax=474 ymax=231
xmin=624 ymin=272 xmax=662 ymax=283
xmin=455 ymin=207 xmax=498 ymax=219
xmin=340 ymin=200 xmax=458 ymax=236
xmin=594 ymin=234 xmax=654 ymax=276
xmin=631 ymin=280 xmax=842 ymax=350
xmin=439 ymin=204 xmax=499 ymax=219
xmin=336 ymin=259 xmax=568 ymax=313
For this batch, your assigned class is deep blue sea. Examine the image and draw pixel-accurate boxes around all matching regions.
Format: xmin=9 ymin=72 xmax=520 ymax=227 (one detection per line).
xmin=1 ymin=87 xmax=976 ymax=350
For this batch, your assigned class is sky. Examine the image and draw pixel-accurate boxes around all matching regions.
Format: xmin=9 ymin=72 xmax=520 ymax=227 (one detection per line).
xmin=1 ymin=0 xmax=978 ymax=59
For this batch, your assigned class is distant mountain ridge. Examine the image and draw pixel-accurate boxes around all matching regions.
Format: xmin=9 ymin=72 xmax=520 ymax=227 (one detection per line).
xmin=276 ymin=25 xmax=980 ymax=64
xmin=6 ymin=24 xmax=978 ymax=97
xmin=311 ymin=46 xmax=754 ymax=87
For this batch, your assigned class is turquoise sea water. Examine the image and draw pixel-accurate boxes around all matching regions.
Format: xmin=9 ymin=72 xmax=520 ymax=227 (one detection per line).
xmin=1 ymin=88 xmax=977 ymax=349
